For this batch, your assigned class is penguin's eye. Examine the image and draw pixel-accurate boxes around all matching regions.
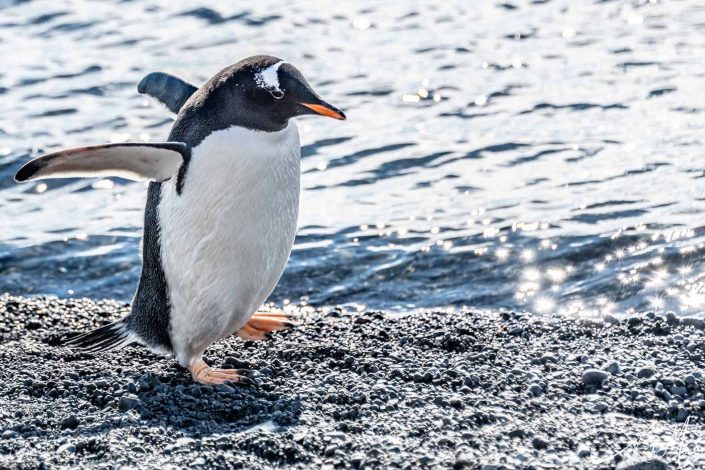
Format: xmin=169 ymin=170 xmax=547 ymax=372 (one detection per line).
xmin=269 ymin=89 xmax=284 ymax=100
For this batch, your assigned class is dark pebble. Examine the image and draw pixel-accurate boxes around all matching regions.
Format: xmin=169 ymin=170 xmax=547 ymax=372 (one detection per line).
xmin=60 ymin=415 xmax=80 ymax=430
xmin=531 ymin=437 xmax=549 ymax=450
xmin=118 ymin=395 xmax=141 ymax=411
xmin=582 ymin=369 xmax=609 ymax=386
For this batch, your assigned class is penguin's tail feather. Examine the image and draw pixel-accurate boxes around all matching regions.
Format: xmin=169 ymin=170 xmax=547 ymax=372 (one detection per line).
xmin=63 ymin=318 xmax=135 ymax=353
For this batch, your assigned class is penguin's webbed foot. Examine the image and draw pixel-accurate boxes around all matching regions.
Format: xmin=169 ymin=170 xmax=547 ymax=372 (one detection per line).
xmin=236 ymin=324 xmax=272 ymax=341
xmin=235 ymin=311 xmax=294 ymax=341
xmin=188 ymin=359 xmax=251 ymax=385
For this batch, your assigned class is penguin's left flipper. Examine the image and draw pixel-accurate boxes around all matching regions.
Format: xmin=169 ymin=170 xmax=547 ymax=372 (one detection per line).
xmin=14 ymin=142 xmax=189 ymax=183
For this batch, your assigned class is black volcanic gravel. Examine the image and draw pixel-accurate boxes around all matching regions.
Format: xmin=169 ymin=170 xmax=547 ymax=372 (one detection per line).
xmin=1 ymin=294 xmax=705 ymax=469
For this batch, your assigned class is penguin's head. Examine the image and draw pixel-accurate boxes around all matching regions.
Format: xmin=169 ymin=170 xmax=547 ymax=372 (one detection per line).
xmin=206 ymin=55 xmax=346 ymax=132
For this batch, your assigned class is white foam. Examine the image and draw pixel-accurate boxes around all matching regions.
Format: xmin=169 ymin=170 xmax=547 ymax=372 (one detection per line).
xmin=255 ymin=61 xmax=285 ymax=92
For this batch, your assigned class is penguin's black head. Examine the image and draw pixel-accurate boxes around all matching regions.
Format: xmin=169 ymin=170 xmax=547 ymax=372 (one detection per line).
xmin=207 ymin=55 xmax=345 ymax=132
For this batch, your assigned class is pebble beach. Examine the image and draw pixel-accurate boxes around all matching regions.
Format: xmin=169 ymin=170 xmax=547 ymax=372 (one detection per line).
xmin=1 ymin=295 xmax=704 ymax=468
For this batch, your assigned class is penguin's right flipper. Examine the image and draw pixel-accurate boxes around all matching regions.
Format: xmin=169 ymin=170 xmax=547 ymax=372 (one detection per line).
xmin=138 ymin=72 xmax=198 ymax=114
xmin=14 ymin=142 xmax=189 ymax=183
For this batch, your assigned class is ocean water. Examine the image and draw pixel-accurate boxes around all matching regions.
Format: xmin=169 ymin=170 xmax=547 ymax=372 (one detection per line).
xmin=1 ymin=0 xmax=705 ymax=317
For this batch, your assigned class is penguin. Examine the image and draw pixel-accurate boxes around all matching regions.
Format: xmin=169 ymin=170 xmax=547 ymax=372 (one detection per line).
xmin=14 ymin=55 xmax=346 ymax=385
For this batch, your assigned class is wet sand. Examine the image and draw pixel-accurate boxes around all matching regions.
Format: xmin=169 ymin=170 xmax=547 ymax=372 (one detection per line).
xmin=0 ymin=294 xmax=704 ymax=469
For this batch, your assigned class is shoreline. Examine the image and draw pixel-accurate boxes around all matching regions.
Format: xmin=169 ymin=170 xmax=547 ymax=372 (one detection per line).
xmin=0 ymin=294 xmax=704 ymax=468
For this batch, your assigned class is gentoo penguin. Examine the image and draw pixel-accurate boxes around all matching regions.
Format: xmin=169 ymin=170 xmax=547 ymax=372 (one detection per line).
xmin=15 ymin=55 xmax=345 ymax=385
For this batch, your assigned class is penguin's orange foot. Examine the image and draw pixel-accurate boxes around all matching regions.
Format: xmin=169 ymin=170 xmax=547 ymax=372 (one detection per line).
xmin=235 ymin=311 xmax=294 ymax=341
xmin=188 ymin=359 xmax=248 ymax=385
xmin=236 ymin=324 xmax=271 ymax=341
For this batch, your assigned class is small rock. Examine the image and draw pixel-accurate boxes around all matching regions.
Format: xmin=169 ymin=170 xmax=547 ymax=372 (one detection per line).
xmin=175 ymin=437 xmax=196 ymax=448
xmin=593 ymin=402 xmax=609 ymax=413
xmin=508 ymin=326 xmax=524 ymax=336
xmin=95 ymin=380 xmax=109 ymax=389
xmin=606 ymin=361 xmax=621 ymax=375
xmin=118 ymin=395 xmax=141 ymax=412
xmin=531 ymin=436 xmax=549 ymax=450
xmin=617 ymin=457 xmax=668 ymax=470
xmin=527 ymin=384 xmax=543 ymax=397
xmin=576 ymin=444 xmax=590 ymax=458
xmin=138 ymin=376 xmax=155 ymax=391
xmin=215 ymin=436 xmax=231 ymax=450
xmin=637 ymin=367 xmax=655 ymax=379
xmin=539 ymin=354 xmax=557 ymax=364
xmin=216 ymin=384 xmax=236 ymax=394
xmin=676 ymin=407 xmax=689 ymax=422
xmin=60 ymin=415 xmax=80 ymax=430
xmin=507 ymin=428 xmax=526 ymax=439
xmin=56 ymin=443 xmax=76 ymax=454
xmin=582 ymin=369 xmax=608 ymax=386
xmin=189 ymin=457 xmax=206 ymax=467
xmin=350 ymin=453 xmax=365 ymax=466
xmin=454 ymin=452 xmax=474 ymax=467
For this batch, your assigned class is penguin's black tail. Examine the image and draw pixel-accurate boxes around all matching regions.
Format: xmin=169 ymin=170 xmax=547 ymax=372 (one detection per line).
xmin=63 ymin=318 xmax=134 ymax=353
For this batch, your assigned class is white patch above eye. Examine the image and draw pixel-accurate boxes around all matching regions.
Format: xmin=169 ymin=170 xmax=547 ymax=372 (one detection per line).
xmin=255 ymin=61 xmax=285 ymax=93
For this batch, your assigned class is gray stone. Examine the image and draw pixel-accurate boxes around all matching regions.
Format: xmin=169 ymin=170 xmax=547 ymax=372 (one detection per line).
xmin=118 ymin=395 xmax=141 ymax=412
xmin=531 ymin=436 xmax=549 ymax=450
xmin=582 ymin=369 xmax=609 ymax=386
xmin=606 ymin=361 xmax=621 ymax=375
xmin=576 ymin=444 xmax=591 ymax=458
xmin=676 ymin=407 xmax=689 ymax=422
xmin=60 ymin=415 xmax=80 ymax=430
xmin=617 ymin=457 xmax=668 ymax=470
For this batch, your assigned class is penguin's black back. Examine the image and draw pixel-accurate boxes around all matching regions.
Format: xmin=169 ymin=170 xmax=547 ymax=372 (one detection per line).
xmin=127 ymin=181 xmax=173 ymax=351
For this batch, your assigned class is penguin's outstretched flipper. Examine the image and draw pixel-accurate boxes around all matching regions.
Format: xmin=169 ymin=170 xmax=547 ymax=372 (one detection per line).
xmin=14 ymin=142 xmax=189 ymax=183
xmin=64 ymin=319 xmax=134 ymax=353
xmin=138 ymin=72 xmax=198 ymax=114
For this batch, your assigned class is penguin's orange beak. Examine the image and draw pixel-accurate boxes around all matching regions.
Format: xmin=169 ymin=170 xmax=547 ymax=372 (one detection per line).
xmin=299 ymin=102 xmax=346 ymax=120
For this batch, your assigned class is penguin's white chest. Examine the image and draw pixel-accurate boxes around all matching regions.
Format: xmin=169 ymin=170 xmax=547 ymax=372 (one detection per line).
xmin=158 ymin=123 xmax=300 ymax=364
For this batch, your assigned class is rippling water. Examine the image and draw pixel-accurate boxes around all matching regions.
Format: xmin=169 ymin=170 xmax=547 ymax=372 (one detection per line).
xmin=2 ymin=0 xmax=705 ymax=317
